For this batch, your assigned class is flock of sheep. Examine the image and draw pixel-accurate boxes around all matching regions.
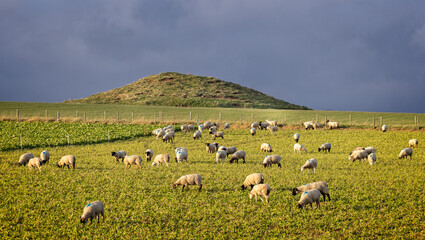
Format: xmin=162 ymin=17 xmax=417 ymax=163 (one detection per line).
xmin=14 ymin=119 xmax=419 ymax=222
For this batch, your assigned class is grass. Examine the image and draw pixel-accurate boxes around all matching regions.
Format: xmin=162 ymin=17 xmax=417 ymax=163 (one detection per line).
xmin=1 ymin=127 xmax=424 ymax=238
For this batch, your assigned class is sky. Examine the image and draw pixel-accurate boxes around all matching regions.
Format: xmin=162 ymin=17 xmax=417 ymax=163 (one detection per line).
xmin=1 ymin=1 xmax=425 ymax=113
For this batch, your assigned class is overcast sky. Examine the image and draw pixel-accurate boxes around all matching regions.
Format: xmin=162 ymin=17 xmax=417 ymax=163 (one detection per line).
xmin=1 ymin=1 xmax=425 ymax=113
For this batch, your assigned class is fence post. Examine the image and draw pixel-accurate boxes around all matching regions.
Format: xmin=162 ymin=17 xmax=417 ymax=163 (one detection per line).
xmin=117 ymin=112 xmax=119 ymax=121
xmin=219 ymin=112 xmax=222 ymax=122
xmin=240 ymin=114 xmax=242 ymax=125
xmin=196 ymin=113 xmax=199 ymax=124
xmin=131 ymin=112 xmax=134 ymax=123
xmin=67 ymin=135 xmax=70 ymax=146
xmin=154 ymin=113 xmax=156 ymax=123
xmin=104 ymin=111 xmax=106 ymax=120
xmin=251 ymin=113 xmax=253 ymax=123
xmin=16 ymin=109 xmax=19 ymax=121
xmin=190 ymin=111 xmax=192 ymax=120
xmin=20 ymin=135 xmax=23 ymax=149
xmin=325 ymin=115 xmax=327 ymax=126
xmin=57 ymin=111 xmax=60 ymax=121
xmin=350 ymin=114 xmax=352 ymax=125
xmin=45 ymin=110 xmax=48 ymax=118
xmin=283 ymin=113 xmax=286 ymax=124
xmin=84 ymin=112 xmax=86 ymax=121
xmin=316 ymin=114 xmax=318 ymax=123
xmin=76 ymin=110 xmax=78 ymax=118
xmin=380 ymin=116 xmax=383 ymax=126
xmin=108 ymin=130 xmax=110 ymax=142
xmin=160 ymin=112 xmax=162 ymax=122
xmin=373 ymin=116 xmax=375 ymax=129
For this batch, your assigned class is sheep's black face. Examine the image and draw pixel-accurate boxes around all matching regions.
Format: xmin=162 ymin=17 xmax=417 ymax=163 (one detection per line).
xmin=111 ymin=152 xmax=116 ymax=156
xmin=241 ymin=185 xmax=246 ymax=190
xmin=318 ymin=148 xmax=321 ymax=152
xmin=172 ymin=184 xmax=178 ymax=189
xmin=80 ymin=217 xmax=87 ymax=224
xmin=292 ymin=188 xmax=298 ymax=196
xmin=297 ymin=203 xmax=303 ymax=209
xmin=263 ymin=163 xmax=267 ymax=168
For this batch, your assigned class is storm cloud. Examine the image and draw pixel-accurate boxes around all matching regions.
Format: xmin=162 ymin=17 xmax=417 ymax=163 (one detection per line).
xmin=1 ymin=0 xmax=425 ymax=113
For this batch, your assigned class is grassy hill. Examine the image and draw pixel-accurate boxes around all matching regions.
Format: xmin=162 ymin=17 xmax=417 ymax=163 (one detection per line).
xmin=65 ymin=72 xmax=309 ymax=109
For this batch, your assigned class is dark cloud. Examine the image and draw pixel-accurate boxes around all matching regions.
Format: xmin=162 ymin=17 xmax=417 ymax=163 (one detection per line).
xmin=1 ymin=1 xmax=425 ymax=112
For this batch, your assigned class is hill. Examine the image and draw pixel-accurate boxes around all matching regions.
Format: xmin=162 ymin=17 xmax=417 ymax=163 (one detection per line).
xmin=65 ymin=72 xmax=309 ymax=109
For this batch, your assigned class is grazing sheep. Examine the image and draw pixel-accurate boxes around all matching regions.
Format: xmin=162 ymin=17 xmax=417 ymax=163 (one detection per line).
xmin=382 ymin=125 xmax=388 ymax=132
xmin=40 ymin=150 xmax=50 ymax=164
xmin=249 ymin=184 xmax=271 ymax=203
xmin=303 ymin=121 xmax=315 ymax=130
xmin=206 ymin=143 xmax=219 ymax=153
xmin=409 ymin=139 xmax=419 ymax=148
xmin=225 ymin=146 xmax=237 ymax=156
xmin=313 ymin=123 xmax=324 ymax=129
xmin=111 ymin=150 xmax=126 ymax=162
xmin=294 ymin=143 xmax=307 ymax=153
xmin=28 ymin=157 xmax=43 ymax=172
xmin=292 ymin=181 xmax=330 ymax=202
xmin=213 ymin=122 xmax=220 ymax=128
xmin=258 ymin=121 xmax=270 ymax=130
xmin=230 ymin=150 xmax=246 ymax=164
xmin=151 ymin=128 xmax=162 ymax=136
xmin=145 ymin=149 xmax=154 ymax=162
xmin=268 ymin=126 xmax=278 ymax=133
xmin=263 ymin=155 xmax=282 ymax=168
xmin=265 ymin=120 xmax=277 ymax=127
xmin=57 ymin=155 xmax=76 ymax=169
xmin=123 ymin=155 xmax=143 ymax=170
xmin=180 ymin=124 xmax=189 ymax=133
xmin=173 ymin=174 xmax=203 ymax=192
xmin=209 ymin=126 xmax=217 ymax=133
xmin=210 ymin=131 xmax=224 ymax=140
xmin=198 ymin=125 xmax=204 ymax=132
xmin=80 ymin=200 xmax=105 ymax=224
xmin=156 ymin=129 xmax=166 ymax=139
xmin=294 ymin=133 xmax=300 ymax=143
xmin=223 ymin=123 xmax=230 ymax=130
xmin=349 ymin=150 xmax=368 ymax=163
xmin=175 ymin=147 xmax=188 ymax=163
xmin=17 ymin=152 xmax=34 ymax=166
xmin=165 ymin=127 xmax=174 ymax=133
xmin=301 ymin=158 xmax=318 ymax=173
xmin=241 ymin=173 xmax=265 ymax=190
xmin=162 ymin=131 xmax=175 ymax=143
xmin=251 ymin=122 xmax=259 ymax=129
xmin=350 ymin=147 xmax=365 ymax=155
xmin=368 ymin=153 xmax=377 ymax=165
xmin=193 ymin=130 xmax=202 ymax=140
xmin=296 ymin=189 xmax=321 ymax=209
xmin=327 ymin=121 xmax=339 ymax=129
xmin=398 ymin=148 xmax=413 ymax=160
xmin=250 ymin=127 xmax=256 ymax=136
xmin=261 ymin=143 xmax=273 ymax=152
xmin=204 ymin=122 xmax=213 ymax=129
xmin=151 ymin=154 xmax=170 ymax=167
xmin=318 ymin=143 xmax=331 ymax=153
xmin=365 ymin=147 xmax=376 ymax=154
xmin=216 ymin=148 xmax=227 ymax=163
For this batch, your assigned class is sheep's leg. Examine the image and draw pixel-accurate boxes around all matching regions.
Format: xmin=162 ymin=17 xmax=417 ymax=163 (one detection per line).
xmin=97 ymin=215 xmax=100 ymax=223
xmin=102 ymin=211 xmax=105 ymax=222
xmin=67 ymin=165 xmax=70 ymax=169
xmin=198 ymin=185 xmax=202 ymax=192
xmin=259 ymin=196 xmax=263 ymax=202
xmin=310 ymin=203 xmax=313 ymax=210
xmin=265 ymin=195 xmax=269 ymax=203
xmin=316 ymin=201 xmax=320 ymax=209
xmin=322 ymin=193 xmax=326 ymax=202
xmin=255 ymin=195 xmax=258 ymax=202
xmin=327 ymin=194 xmax=331 ymax=201
xmin=182 ymin=185 xmax=185 ymax=192
xmin=38 ymin=166 xmax=42 ymax=172
xmin=242 ymin=157 xmax=246 ymax=164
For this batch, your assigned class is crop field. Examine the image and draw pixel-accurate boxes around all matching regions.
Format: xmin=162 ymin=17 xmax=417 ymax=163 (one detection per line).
xmin=1 ymin=125 xmax=424 ymax=238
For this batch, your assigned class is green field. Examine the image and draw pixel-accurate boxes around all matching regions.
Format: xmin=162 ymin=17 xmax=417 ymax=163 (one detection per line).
xmin=1 ymin=125 xmax=424 ymax=238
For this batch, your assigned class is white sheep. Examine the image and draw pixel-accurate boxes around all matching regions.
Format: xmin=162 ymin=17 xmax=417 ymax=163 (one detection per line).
xmin=365 ymin=147 xmax=376 ymax=154
xmin=223 ymin=123 xmax=230 ymax=130
xmin=409 ymin=139 xmax=419 ymax=148
xmin=303 ymin=121 xmax=315 ymax=130
xmin=175 ymin=147 xmax=188 ymax=163
xmin=156 ymin=129 xmax=166 ymax=139
xmin=313 ymin=123 xmax=324 ymax=129
xmin=151 ymin=128 xmax=162 ymax=136
xmin=162 ymin=131 xmax=174 ymax=143
xmin=193 ymin=130 xmax=202 ymax=140
xmin=294 ymin=133 xmax=300 ymax=143
xmin=28 ymin=157 xmax=43 ymax=172
xmin=349 ymin=150 xmax=368 ymax=163
xmin=301 ymin=158 xmax=318 ymax=173
xmin=111 ymin=150 xmax=126 ymax=162
xmin=173 ymin=174 xmax=203 ymax=192
xmin=57 ymin=155 xmax=76 ymax=169
xmin=292 ymin=181 xmax=330 ymax=202
xmin=382 ymin=124 xmax=388 ymax=132
xmin=198 ymin=125 xmax=204 ymax=132
xmin=216 ymin=148 xmax=227 ymax=163
xmin=265 ymin=119 xmax=277 ymax=127
xmin=327 ymin=121 xmax=339 ymax=129
xmin=152 ymin=154 xmax=170 ymax=167
xmin=210 ymin=131 xmax=224 ymax=140
xmin=165 ymin=127 xmax=174 ymax=133
xmin=249 ymin=184 xmax=271 ymax=203
xmin=17 ymin=152 xmax=34 ymax=166
xmin=40 ymin=150 xmax=50 ymax=164
xmin=203 ymin=121 xmax=213 ymax=129
xmin=368 ymin=153 xmax=377 ymax=165
xmin=225 ymin=146 xmax=237 ymax=156
xmin=350 ymin=147 xmax=365 ymax=155
xmin=241 ymin=173 xmax=265 ymax=190
xmin=262 ymin=155 xmax=282 ymax=168
xmin=145 ymin=149 xmax=154 ymax=162
xmin=398 ymin=148 xmax=413 ymax=160
xmin=250 ymin=127 xmax=256 ymax=136
xmin=206 ymin=143 xmax=219 ymax=153
xmin=230 ymin=150 xmax=246 ymax=164
xmin=296 ymin=189 xmax=321 ymax=209
xmin=258 ymin=121 xmax=270 ymax=130
xmin=260 ymin=143 xmax=273 ymax=152
xmin=213 ymin=122 xmax=220 ymax=128
xmin=251 ymin=122 xmax=259 ymax=129
xmin=318 ymin=143 xmax=331 ymax=153
xmin=267 ymin=126 xmax=278 ymax=133
xmin=294 ymin=143 xmax=307 ymax=153
xmin=180 ymin=124 xmax=189 ymax=132
xmin=80 ymin=200 xmax=105 ymax=224
xmin=123 ymin=155 xmax=143 ymax=170
xmin=209 ymin=126 xmax=217 ymax=133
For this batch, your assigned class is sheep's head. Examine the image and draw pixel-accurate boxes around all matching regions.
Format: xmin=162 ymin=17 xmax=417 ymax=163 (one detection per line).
xmin=111 ymin=152 xmax=116 ymax=156
xmin=292 ymin=188 xmax=299 ymax=196
xmin=80 ymin=217 xmax=87 ymax=224
xmin=172 ymin=183 xmax=178 ymax=189
xmin=263 ymin=163 xmax=267 ymax=168
xmin=318 ymin=148 xmax=322 ymax=152
xmin=300 ymin=166 xmax=305 ymax=172
xmin=296 ymin=203 xmax=304 ymax=209
xmin=241 ymin=185 xmax=246 ymax=190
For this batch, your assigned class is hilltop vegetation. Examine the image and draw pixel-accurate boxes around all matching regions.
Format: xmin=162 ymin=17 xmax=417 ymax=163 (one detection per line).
xmin=65 ymin=72 xmax=309 ymax=109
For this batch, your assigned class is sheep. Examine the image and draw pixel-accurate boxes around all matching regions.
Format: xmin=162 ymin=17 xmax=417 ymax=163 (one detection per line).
xmin=28 ymin=157 xmax=43 ymax=172
xmin=40 ymin=150 xmax=50 ymax=164
xmin=223 ymin=123 xmax=230 ymax=130
xmin=318 ymin=143 xmax=331 ymax=153
xmin=251 ymin=122 xmax=259 ymax=129
xmin=111 ymin=150 xmax=126 ymax=162
xmin=258 ymin=121 xmax=270 ymax=130
xmin=162 ymin=131 xmax=174 ymax=143
xmin=249 ymin=184 xmax=271 ymax=203
xmin=365 ymin=147 xmax=376 ymax=154
xmin=213 ymin=122 xmax=220 ymax=128
xmin=301 ymin=158 xmax=318 ymax=173
xmin=293 ymin=133 xmax=300 ymax=142
xmin=250 ymin=127 xmax=256 ymax=136
xmin=209 ymin=126 xmax=217 ymax=133
xmin=327 ymin=121 xmax=339 ymax=129
xmin=17 ymin=152 xmax=34 ymax=166
xmin=262 ymin=155 xmax=282 ymax=168
xmin=303 ymin=121 xmax=315 ymax=130
xmin=123 ymin=155 xmax=143 ymax=170
xmin=151 ymin=154 xmax=170 ymax=167
xmin=348 ymin=150 xmax=368 ymax=163
xmin=241 ymin=173 xmax=265 ymax=190
xmin=193 ymin=130 xmax=202 ymax=140
xmin=218 ymin=145 xmax=226 ymax=151
xmin=230 ymin=150 xmax=246 ymax=164
xmin=409 ymin=139 xmax=419 ymax=148
xmin=203 ymin=121 xmax=213 ymax=129
xmin=294 ymin=143 xmax=307 ymax=153
xmin=198 ymin=125 xmax=204 ymax=132
xmin=175 ymin=147 xmax=188 ymax=163
xmin=206 ymin=143 xmax=219 ymax=153
xmin=173 ymin=174 xmax=203 ymax=192
xmin=210 ymin=131 xmax=224 ymax=140
xmin=296 ymin=189 xmax=321 ymax=209
xmin=382 ymin=124 xmax=388 ymax=132
xmin=260 ymin=143 xmax=273 ymax=152
xmin=225 ymin=146 xmax=237 ymax=156
xmin=368 ymin=153 xmax=377 ymax=165
xmin=151 ymin=128 xmax=162 ymax=135
xmin=180 ymin=124 xmax=189 ymax=133
xmin=187 ymin=124 xmax=194 ymax=131
xmin=350 ymin=147 xmax=365 ymax=155
xmin=398 ymin=148 xmax=413 ymax=160
xmin=313 ymin=123 xmax=324 ymax=129
xmin=292 ymin=181 xmax=330 ymax=202
xmin=145 ymin=149 xmax=154 ymax=162
xmin=216 ymin=148 xmax=227 ymax=163
xmin=267 ymin=126 xmax=278 ymax=133
xmin=57 ymin=155 xmax=76 ymax=169
xmin=156 ymin=129 xmax=166 ymax=139
xmin=265 ymin=119 xmax=277 ymax=127
xmin=80 ymin=200 xmax=105 ymax=224
xmin=165 ymin=127 xmax=174 ymax=133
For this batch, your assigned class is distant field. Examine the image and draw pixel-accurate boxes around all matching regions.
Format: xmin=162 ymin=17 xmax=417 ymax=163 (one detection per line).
xmin=0 ymin=128 xmax=424 ymax=238
xmin=0 ymin=102 xmax=423 ymax=128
